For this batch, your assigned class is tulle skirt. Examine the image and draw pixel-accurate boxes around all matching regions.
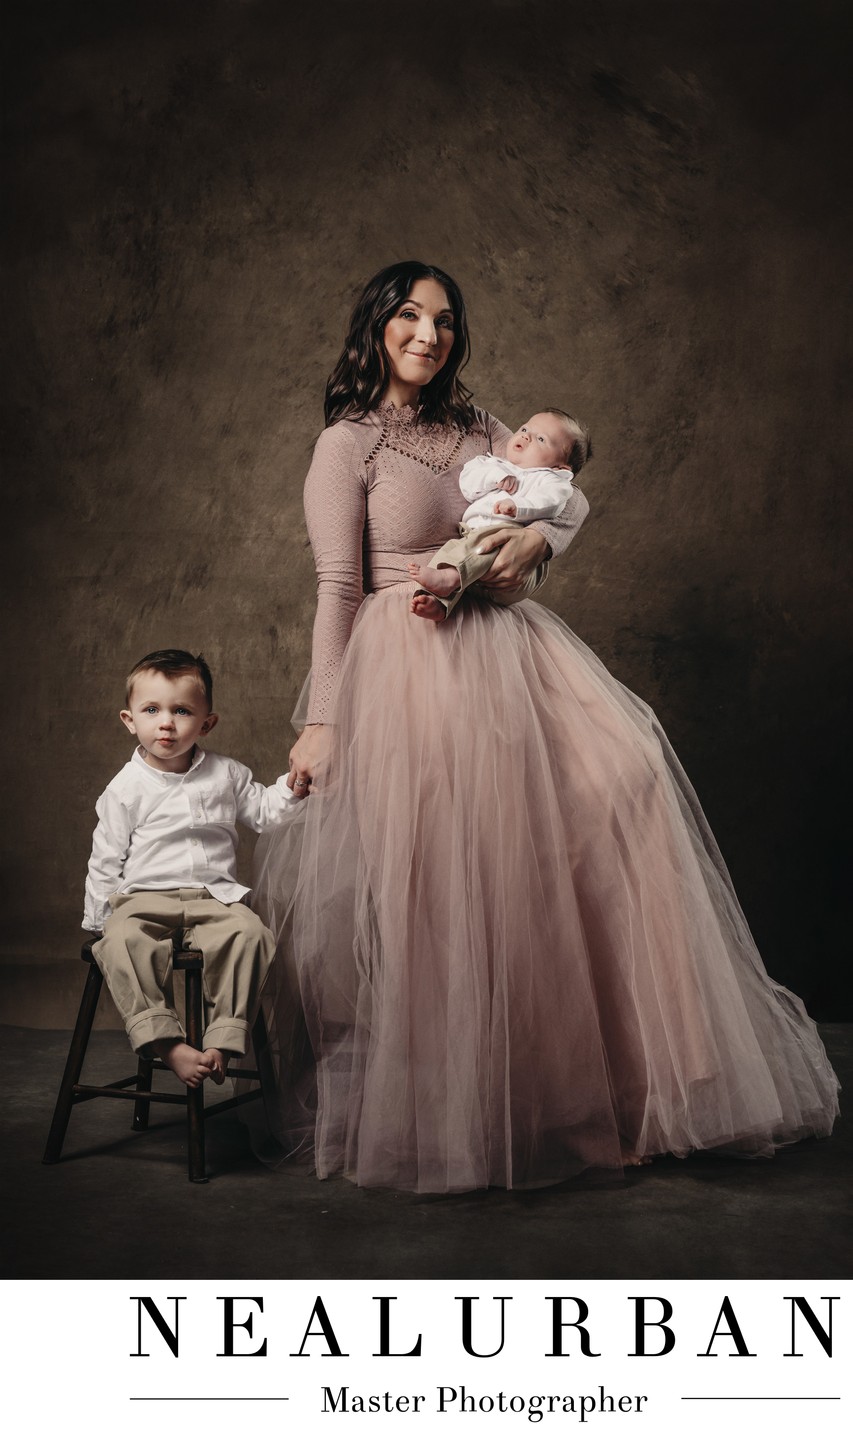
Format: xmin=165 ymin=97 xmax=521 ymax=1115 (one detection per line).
xmin=252 ymin=586 xmax=839 ymax=1193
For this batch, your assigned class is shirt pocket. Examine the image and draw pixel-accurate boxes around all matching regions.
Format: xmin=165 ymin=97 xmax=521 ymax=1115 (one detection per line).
xmin=197 ymin=791 xmax=237 ymax=827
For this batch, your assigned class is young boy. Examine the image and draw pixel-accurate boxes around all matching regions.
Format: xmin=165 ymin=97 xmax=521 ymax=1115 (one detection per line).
xmin=408 ymin=408 xmax=592 ymax=621
xmin=83 ymin=648 xmax=299 ymax=1089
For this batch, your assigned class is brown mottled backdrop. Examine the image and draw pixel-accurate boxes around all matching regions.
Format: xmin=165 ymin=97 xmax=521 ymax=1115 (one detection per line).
xmin=3 ymin=0 xmax=851 ymax=1026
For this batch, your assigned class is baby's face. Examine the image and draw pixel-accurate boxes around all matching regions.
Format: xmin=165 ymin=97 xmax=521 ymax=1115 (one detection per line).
xmin=506 ymin=413 xmax=572 ymax=469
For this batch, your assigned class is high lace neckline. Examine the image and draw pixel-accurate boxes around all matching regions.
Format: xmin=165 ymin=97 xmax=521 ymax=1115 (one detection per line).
xmin=364 ymin=400 xmax=466 ymax=475
xmin=376 ymin=402 xmax=459 ymax=440
xmin=377 ymin=400 xmax=420 ymax=427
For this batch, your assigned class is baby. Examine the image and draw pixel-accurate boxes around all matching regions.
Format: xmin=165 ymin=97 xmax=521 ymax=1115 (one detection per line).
xmin=83 ymin=648 xmax=299 ymax=1088
xmin=409 ymin=408 xmax=592 ymax=621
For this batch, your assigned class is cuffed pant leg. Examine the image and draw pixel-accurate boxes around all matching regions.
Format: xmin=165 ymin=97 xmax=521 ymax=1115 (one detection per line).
xmin=92 ymin=891 xmax=185 ymax=1053
xmin=471 ymin=557 xmax=550 ymax=607
xmin=413 ymin=536 xmax=467 ymax=618
xmin=416 ymin=528 xmax=506 ymax=618
xmin=179 ymin=893 xmax=276 ymax=1055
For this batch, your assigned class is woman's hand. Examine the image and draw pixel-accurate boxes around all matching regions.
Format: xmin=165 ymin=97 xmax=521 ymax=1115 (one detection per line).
xmin=474 ymin=527 xmax=550 ymax=592
xmin=288 ymin=724 xmax=330 ymax=798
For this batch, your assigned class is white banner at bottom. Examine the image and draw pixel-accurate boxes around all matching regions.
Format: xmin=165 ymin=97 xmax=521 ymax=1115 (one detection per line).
xmin=6 ymin=1279 xmax=846 ymax=1433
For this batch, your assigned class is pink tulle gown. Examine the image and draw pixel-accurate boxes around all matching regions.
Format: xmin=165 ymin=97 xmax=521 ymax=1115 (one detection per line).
xmin=252 ymin=404 xmax=839 ymax=1193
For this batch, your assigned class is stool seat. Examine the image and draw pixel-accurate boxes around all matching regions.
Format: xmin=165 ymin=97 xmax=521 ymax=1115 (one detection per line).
xmin=43 ymin=934 xmax=269 ymax=1182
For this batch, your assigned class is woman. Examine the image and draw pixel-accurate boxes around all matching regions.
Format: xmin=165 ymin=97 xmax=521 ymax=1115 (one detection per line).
xmin=252 ymin=260 xmax=838 ymax=1193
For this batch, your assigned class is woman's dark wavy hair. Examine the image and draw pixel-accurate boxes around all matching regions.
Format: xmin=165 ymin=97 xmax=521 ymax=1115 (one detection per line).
xmin=324 ymin=261 xmax=476 ymax=431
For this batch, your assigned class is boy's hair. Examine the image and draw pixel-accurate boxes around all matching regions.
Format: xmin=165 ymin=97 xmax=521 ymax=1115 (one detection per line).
xmin=126 ymin=649 xmax=214 ymax=709
xmin=545 ymin=407 xmax=593 ymax=475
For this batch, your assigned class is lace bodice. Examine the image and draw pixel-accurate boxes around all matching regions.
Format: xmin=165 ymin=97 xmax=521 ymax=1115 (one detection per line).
xmin=302 ymin=405 xmax=590 ymax=721
xmin=366 ymin=401 xmax=470 ymax=473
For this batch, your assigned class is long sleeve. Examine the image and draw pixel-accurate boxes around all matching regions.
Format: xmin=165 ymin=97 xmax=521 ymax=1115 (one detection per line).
xmin=533 ymin=485 xmax=590 ymax=556
xmin=303 ymin=422 xmax=369 ymax=723
xmin=458 ymin=455 xmax=504 ymax=503
xmin=83 ymin=786 xmax=132 ymax=931
xmin=484 ymin=412 xmax=589 ymax=557
xmin=230 ymin=758 xmax=299 ymax=831
xmin=484 ymin=412 xmax=513 ymax=454
xmin=511 ymin=469 xmax=573 ymax=521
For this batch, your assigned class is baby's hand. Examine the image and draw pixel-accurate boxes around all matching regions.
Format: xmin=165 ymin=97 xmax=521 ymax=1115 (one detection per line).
xmin=493 ymin=498 xmax=518 ymax=517
xmin=497 ymin=474 xmax=519 ymax=494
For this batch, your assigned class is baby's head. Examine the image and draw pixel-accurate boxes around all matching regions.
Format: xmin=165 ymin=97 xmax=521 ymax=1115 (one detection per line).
xmin=121 ymin=649 xmax=218 ymax=772
xmin=506 ymin=410 xmax=593 ymax=474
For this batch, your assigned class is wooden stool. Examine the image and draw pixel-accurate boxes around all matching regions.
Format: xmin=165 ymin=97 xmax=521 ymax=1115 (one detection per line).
xmin=43 ymin=936 xmax=269 ymax=1182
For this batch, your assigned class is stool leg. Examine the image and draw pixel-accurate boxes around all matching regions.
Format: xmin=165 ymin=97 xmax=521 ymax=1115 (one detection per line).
xmin=131 ymin=1055 xmax=154 ymax=1131
xmin=251 ymin=1004 xmax=270 ymax=1076
xmin=250 ymin=1003 xmax=276 ymax=1125
xmin=43 ymin=962 xmax=104 ymax=1164
xmin=184 ymin=966 xmax=207 ymax=1183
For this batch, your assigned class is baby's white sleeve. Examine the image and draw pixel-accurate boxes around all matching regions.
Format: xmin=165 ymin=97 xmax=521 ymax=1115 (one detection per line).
xmin=511 ymin=470 xmax=574 ymax=522
xmin=459 ymin=455 xmax=504 ymax=502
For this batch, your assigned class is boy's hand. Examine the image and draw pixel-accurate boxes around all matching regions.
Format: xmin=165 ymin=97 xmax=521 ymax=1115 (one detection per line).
xmin=497 ymin=474 xmax=519 ymax=494
xmin=493 ymin=498 xmax=518 ymax=517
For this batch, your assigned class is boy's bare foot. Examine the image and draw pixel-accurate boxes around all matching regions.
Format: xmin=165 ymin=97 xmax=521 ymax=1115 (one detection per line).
xmin=202 ymin=1048 xmax=228 ymax=1085
xmin=151 ymin=1039 xmax=213 ymax=1089
xmin=406 ymin=561 xmax=460 ymax=599
xmin=410 ymin=592 xmax=447 ymax=622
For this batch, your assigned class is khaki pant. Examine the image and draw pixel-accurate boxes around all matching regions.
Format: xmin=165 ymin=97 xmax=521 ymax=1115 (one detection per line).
xmin=93 ymin=889 xmax=275 ymax=1055
xmin=417 ymin=521 xmax=549 ymax=617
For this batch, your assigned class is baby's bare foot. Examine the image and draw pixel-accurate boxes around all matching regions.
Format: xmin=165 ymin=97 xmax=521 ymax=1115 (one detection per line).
xmin=152 ymin=1039 xmax=213 ymax=1089
xmin=406 ymin=561 xmax=460 ymax=599
xmin=410 ymin=592 xmax=447 ymax=622
xmin=202 ymin=1048 xmax=228 ymax=1085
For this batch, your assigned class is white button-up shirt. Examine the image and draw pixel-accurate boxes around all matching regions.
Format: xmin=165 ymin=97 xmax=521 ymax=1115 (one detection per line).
xmin=458 ymin=454 xmax=574 ymax=529
xmin=83 ymin=746 xmax=299 ymax=931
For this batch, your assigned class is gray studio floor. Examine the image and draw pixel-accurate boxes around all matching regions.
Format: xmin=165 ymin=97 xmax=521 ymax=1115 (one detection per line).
xmin=3 ymin=1024 xmax=849 ymax=1281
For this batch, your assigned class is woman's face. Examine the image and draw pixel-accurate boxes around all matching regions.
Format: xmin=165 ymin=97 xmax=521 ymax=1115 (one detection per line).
xmin=382 ymin=278 xmax=455 ymax=405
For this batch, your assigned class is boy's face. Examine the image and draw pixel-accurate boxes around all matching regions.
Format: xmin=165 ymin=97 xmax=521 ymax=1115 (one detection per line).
xmin=120 ymin=670 xmax=218 ymax=773
xmin=506 ymin=413 xmax=573 ymax=470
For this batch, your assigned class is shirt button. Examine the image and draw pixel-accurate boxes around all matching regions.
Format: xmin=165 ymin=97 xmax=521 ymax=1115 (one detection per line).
xmin=191 ymin=838 xmax=199 ymax=847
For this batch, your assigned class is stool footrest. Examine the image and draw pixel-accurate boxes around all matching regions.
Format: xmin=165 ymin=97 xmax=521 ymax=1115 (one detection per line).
xmin=68 ymin=1073 xmax=147 ymax=1103
xmin=73 ymin=1083 xmax=188 ymax=1106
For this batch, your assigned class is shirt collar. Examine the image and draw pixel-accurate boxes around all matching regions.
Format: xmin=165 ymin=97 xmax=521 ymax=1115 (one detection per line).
xmin=131 ymin=745 xmax=207 ymax=780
